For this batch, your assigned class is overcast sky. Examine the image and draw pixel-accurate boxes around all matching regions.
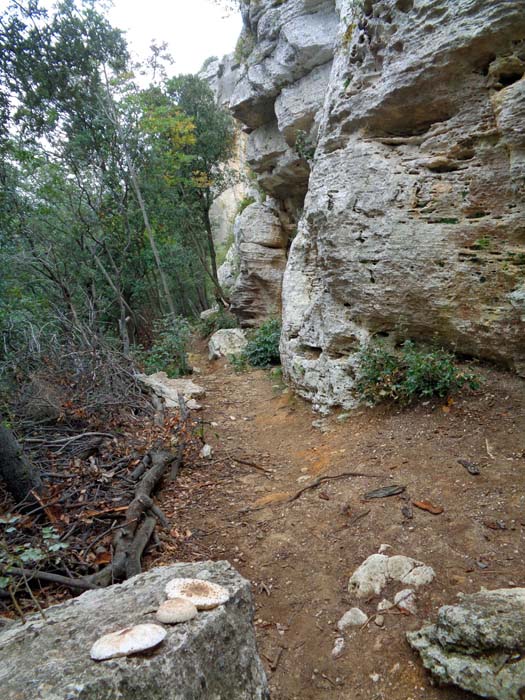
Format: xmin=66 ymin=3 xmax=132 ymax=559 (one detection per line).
xmin=108 ymin=0 xmax=242 ymax=75
xmin=0 ymin=0 xmax=242 ymax=76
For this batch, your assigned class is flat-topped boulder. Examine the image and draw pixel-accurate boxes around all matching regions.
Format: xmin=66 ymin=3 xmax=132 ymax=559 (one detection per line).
xmin=0 ymin=560 xmax=268 ymax=700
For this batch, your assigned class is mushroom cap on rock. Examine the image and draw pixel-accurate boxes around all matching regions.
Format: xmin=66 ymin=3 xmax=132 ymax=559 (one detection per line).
xmin=90 ymin=623 xmax=166 ymax=661
xmin=156 ymin=597 xmax=198 ymax=624
xmin=165 ymin=578 xmax=230 ymax=610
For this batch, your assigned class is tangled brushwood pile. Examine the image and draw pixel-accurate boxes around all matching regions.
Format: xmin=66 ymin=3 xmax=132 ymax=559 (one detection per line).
xmin=0 ymin=338 xmax=203 ymax=620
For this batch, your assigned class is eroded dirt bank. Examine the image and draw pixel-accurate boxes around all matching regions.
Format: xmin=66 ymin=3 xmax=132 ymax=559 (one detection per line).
xmin=152 ymin=353 xmax=525 ymax=700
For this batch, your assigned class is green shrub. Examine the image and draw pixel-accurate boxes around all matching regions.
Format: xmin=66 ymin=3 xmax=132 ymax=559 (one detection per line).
xmin=237 ymin=196 xmax=255 ymax=215
xmin=137 ymin=315 xmax=190 ymax=377
xmin=197 ymin=307 xmax=238 ymax=338
xmin=243 ymin=319 xmax=281 ymax=368
xmin=356 ymin=339 xmax=479 ymax=405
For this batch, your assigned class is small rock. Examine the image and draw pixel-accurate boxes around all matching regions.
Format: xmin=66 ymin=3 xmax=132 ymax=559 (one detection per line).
xmin=374 ymin=615 xmax=385 ymax=627
xmin=208 ymin=328 xmax=247 ymax=360
xmin=370 ymin=673 xmax=381 ymax=683
xmin=337 ymin=607 xmax=368 ymax=631
xmin=378 ymin=544 xmax=391 ymax=554
xmin=186 ymin=399 xmax=202 ymax=411
xmin=377 ymin=599 xmax=394 ymax=612
xmin=394 ymin=589 xmax=417 ymax=614
xmin=349 ymin=553 xmax=435 ymax=597
xmin=199 ymin=444 xmax=213 ymax=459
xmin=331 ymin=637 xmax=345 ymax=659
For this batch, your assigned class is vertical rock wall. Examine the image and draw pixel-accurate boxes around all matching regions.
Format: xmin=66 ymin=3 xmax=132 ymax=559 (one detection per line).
xmin=224 ymin=0 xmax=525 ymax=407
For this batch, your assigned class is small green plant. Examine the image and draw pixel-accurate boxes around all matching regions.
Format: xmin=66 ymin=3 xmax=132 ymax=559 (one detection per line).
xmin=197 ymin=307 xmax=238 ymax=338
xmin=243 ymin=319 xmax=282 ymax=368
xmin=471 ymin=237 xmax=491 ymax=250
xmin=294 ymin=130 xmax=315 ymax=162
xmin=137 ymin=315 xmax=190 ymax=377
xmin=237 ymin=195 xmax=255 ymax=215
xmin=356 ymin=339 xmax=479 ymax=405
xmin=228 ymin=352 xmax=249 ymax=373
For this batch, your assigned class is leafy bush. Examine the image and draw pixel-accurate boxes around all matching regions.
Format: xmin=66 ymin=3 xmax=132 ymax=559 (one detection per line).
xmin=243 ymin=319 xmax=281 ymax=368
xmin=237 ymin=196 xmax=255 ymax=215
xmin=356 ymin=340 xmax=479 ymax=405
xmin=197 ymin=307 xmax=238 ymax=338
xmin=138 ymin=315 xmax=190 ymax=377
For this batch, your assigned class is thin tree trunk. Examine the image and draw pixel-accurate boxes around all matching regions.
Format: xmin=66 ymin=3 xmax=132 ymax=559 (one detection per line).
xmin=101 ymin=68 xmax=177 ymax=318
xmin=0 ymin=426 xmax=42 ymax=504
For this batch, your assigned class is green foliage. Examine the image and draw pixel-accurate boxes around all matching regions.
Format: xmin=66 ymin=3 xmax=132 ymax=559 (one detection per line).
xmin=138 ymin=315 xmax=190 ymax=377
xmin=197 ymin=307 xmax=238 ymax=338
xmin=356 ymin=340 xmax=480 ymax=405
xmin=0 ymin=520 xmax=69 ymax=591
xmin=234 ymin=29 xmax=255 ymax=64
xmin=243 ymin=319 xmax=282 ymax=368
xmin=294 ymin=130 xmax=315 ymax=162
xmin=197 ymin=307 xmax=239 ymax=338
xmin=237 ymin=196 xmax=255 ymax=214
xmin=229 ymin=352 xmax=249 ymax=373
xmin=201 ymin=56 xmax=219 ymax=71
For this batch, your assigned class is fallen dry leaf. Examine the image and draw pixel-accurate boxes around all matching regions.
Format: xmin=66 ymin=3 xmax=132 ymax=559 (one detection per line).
xmin=413 ymin=500 xmax=444 ymax=515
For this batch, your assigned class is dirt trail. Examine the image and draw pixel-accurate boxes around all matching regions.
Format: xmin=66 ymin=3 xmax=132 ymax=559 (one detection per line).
xmin=153 ymin=351 xmax=525 ymax=700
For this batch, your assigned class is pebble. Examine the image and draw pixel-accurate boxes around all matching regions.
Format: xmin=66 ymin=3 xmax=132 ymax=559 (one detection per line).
xmin=331 ymin=637 xmax=345 ymax=659
xmin=374 ymin=614 xmax=385 ymax=627
xmin=337 ymin=607 xmax=368 ymax=631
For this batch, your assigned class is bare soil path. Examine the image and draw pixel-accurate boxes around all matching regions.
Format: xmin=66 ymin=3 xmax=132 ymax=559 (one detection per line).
xmin=152 ymin=351 xmax=525 ymax=700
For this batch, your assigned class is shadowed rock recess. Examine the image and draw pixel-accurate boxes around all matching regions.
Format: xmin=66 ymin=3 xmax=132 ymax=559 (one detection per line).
xmin=0 ymin=561 xmax=268 ymax=700
xmin=214 ymin=0 xmax=525 ymax=409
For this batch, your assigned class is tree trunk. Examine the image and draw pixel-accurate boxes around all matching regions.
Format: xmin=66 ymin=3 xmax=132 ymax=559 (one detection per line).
xmin=0 ymin=426 xmax=42 ymax=504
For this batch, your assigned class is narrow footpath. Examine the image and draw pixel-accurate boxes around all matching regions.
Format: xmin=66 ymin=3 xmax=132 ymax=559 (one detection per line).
xmin=151 ymin=350 xmax=525 ymax=700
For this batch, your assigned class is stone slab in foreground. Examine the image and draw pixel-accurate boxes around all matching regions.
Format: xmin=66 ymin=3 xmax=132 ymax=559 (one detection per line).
xmin=0 ymin=560 xmax=268 ymax=700
xmin=407 ymin=588 xmax=525 ymax=700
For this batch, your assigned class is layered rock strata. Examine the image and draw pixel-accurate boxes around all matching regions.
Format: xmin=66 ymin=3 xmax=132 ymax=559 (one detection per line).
xmin=408 ymin=588 xmax=525 ymax=699
xmin=221 ymin=0 xmax=525 ymax=406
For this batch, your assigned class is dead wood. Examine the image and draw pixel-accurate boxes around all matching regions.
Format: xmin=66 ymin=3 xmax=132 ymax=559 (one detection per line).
xmin=0 ymin=425 xmax=43 ymax=504
xmin=0 ymin=565 xmax=97 ymax=591
xmin=245 ymin=471 xmax=386 ymax=512
xmin=86 ymin=449 xmax=176 ymax=587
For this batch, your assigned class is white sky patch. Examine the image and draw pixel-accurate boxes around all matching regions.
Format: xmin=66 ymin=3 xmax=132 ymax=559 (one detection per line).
xmin=0 ymin=0 xmax=242 ymax=76
xmin=108 ymin=0 xmax=242 ymax=74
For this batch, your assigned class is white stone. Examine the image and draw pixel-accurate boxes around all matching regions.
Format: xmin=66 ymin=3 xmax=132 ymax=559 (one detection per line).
xmin=331 ymin=636 xmax=345 ymax=659
xmin=137 ymin=372 xmax=205 ymax=408
xmin=337 ymin=607 xmax=368 ymax=631
xmin=208 ymin=328 xmax=247 ymax=360
xmin=394 ymin=589 xmax=418 ymax=615
xmin=348 ymin=554 xmax=389 ymax=598
xmin=199 ymin=444 xmax=213 ymax=459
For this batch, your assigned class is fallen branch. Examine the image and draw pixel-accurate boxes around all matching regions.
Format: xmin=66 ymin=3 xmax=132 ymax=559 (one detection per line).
xmin=230 ymin=455 xmax=273 ymax=476
xmin=0 ymin=565 xmax=98 ymax=591
xmin=245 ymin=471 xmax=385 ymax=512
xmin=86 ymin=449 xmax=176 ymax=587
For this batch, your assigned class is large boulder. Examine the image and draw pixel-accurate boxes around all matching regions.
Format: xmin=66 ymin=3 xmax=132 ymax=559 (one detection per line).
xmin=0 ymin=561 xmax=269 ymax=700
xmin=137 ymin=372 xmax=205 ymax=408
xmin=209 ymin=328 xmax=248 ymax=360
xmin=407 ymin=588 xmax=525 ymax=700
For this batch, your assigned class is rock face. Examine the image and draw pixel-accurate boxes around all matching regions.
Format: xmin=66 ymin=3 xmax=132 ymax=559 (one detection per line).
xmin=0 ymin=561 xmax=269 ymax=700
xmin=407 ymin=588 xmax=525 ymax=700
xmin=223 ymin=0 xmax=525 ymax=408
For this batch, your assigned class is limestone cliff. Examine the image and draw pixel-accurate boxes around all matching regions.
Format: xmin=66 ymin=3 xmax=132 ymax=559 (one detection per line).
xmin=222 ymin=0 xmax=525 ymax=408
